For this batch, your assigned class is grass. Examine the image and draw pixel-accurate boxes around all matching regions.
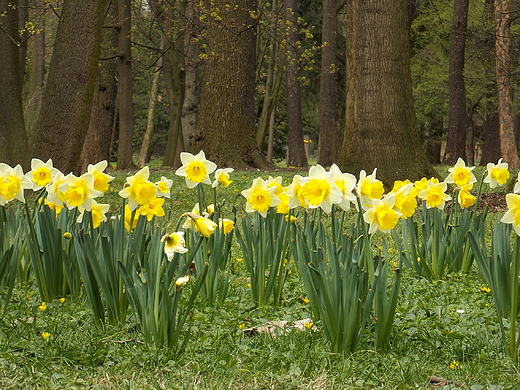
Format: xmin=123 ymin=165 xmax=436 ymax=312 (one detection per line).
xmin=1 ymin=163 xmax=519 ymax=389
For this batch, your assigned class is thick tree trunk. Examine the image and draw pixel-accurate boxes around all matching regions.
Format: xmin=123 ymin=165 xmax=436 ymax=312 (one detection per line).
xmin=0 ymin=0 xmax=29 ymax=168
xmin=495 ymin=0 xmax=520 ymax=168
xmin=443 ymin=0 xmax=469 ymax=164
xmin=192 ymin=0 xmax=268 ymax=169
xmin=336 ymin=0 xmax=438 ymax=188
xmin=480 ymin=113 xmax=501 ymax=164
xmin=79 ymin=3 xmax=118 ymax=172
xmin=116 ymin=0 xmax=135 ymax=169
xmin=285 ymin=0 xmax=307 ymax=168
xmin=318 ymin=0 xmax=339 ymax=167
xmin=31 ymin=0 xmax=105 ymax=174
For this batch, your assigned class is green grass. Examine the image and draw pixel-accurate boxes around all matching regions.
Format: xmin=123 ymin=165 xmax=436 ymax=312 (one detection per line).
xmin=0 ymin=163 xmax=519 ymax=389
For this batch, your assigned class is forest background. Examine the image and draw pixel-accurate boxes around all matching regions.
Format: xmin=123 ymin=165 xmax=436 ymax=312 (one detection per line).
xmin=0 ymin=0 xmax=517 ymax=182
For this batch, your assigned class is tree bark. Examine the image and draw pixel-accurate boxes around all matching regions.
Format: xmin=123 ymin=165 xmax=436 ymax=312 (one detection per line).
xmin=480 ymin=112 xmax=501 ymax=164
xmin=318 ymin=0 xmax=340 ymax=167
xmin=284 ymin=0 xmax=307 ymax=168
xmin=192 ymin=0 xmax=268 ymax=169
xmin=116 ymin=0 xmax=135 ymax=169
xmin=138 ymin=65 xmax=161 ymax=167
xmin=495 ymin=0 xmax=520 ymax=168
xmin=31 ymin=0 xmax=105 ymax=174
xmin=0 ymin=0 xmax=29 ymax=168
xmin=336 ymin=0 xmax=438 ymax=188
xmin=443 ymin=0 xmax=469 ymax=164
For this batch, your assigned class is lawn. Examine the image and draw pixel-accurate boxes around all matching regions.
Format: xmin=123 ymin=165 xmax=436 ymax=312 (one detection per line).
xmin=0 ymin=162 xmax=519 ymax=389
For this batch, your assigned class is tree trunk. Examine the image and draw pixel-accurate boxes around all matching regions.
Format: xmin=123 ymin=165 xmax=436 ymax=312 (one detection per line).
xmin=318 ymin=0 xmax=339 ymax=167
xmin=443 ymin=0 xmax=469 ymax=164
xmin=116 ymin=0 xmax=135 ymax=169
xmin=495 ymin=0 xmax=520 ymax=168
xmin=138 ymin=65 xmax=161 ymax=167
xmin=79 ymin=2 xmax=118 ymax=172
xmin=0 ymin=0 xmax=29 ymax=168
xmin=336 ymin=0 xmax=438 ymax=188
xmin=285 ymin=0 xmax=307 ymax=168
xmin=192 ymin=0 xmax=268 ymax=169
xmin=31 ymin=0 xmax=105 ymax=174
xmin=480 ymin=113 xmax=501 ymax=164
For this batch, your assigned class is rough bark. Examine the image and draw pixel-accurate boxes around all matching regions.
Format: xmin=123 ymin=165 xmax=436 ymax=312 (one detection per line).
xmin=284 ymin=0 xmax=307 ymax=168
xmin=191 ymin=0 xmax=268 ymax=169
xmin=138 ymin=65 xmax=161 ymax=167
xmin=0 ymin=0 xmax=29 ymax=168
xmin=31 ymin=0 xmax=106 ymax=174
xmin=336 ymin=0 xmax=438 ymax=188
xmin=443 ymin=0 xmax=469 ymax=164
xmin=318 ymin=0 xmax=340 ymax=167
xmin=480 ymin=113 xmax=501 ymax=164
xmin=495 ymin=0 xmax=520 ymax=168
xmin=116 ymin=0 xmax=135 ymax=169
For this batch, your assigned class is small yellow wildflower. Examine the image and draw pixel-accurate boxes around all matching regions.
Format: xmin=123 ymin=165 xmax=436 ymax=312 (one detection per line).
xmin=449 ymin=360 xmax=460 ymax=370
xmin=238 ymin=323 xmax=245 ymax=330
xmin=302 ymin=297 xmax=310 ymax=304
xmin=304 ymin=321 xmax=314 ymax=330
xmin=236 ymin=258 xmax=243 ymax=263
xmin=59 ymin=298 xmax=66 ymax=303
xmin=39 ymin=302 xmax=47 ymax=311
xmin=480 ymin=286 xmax=491 ymax=293
xmin=41 ymin=331 xmax=51 ymax=341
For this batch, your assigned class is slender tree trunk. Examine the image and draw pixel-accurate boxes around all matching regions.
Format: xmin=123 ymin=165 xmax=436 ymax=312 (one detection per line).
xmin=31 ymin=0 xmax=106 ymax=174
xmin=318 ymin=0 xmax=339 ymax=166
xmin=18 ymin=0 xmax=28 ymax=84
xmin=79 ymin=2 xmax=118 ymax=172
xmin=495 ymin=0 xmax=520 ymax=168
xmin=443 ymin=0 xmax=469 ymax=164
xmin=138 ymin=65 xmax=161 ymax=167
xmin=285 ymin=0 xmax=307 ymax=168
xmin=0 ymin=0 xmax=29 ymax=168
xmin=336 ymin=0 xmax=437 ymax=187
xmin=116 ymin=0 xmax=135 ymax=169
xmin=192 ymin=0 xmax=268 ymax=169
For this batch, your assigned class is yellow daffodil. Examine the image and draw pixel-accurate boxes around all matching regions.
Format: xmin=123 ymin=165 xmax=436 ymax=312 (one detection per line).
xmin=484 ymin=159 xmax=509 ymax=189
xmin=184 ymin=212 xmax=218 ymax=237
xmin=329 ymin=164 xmax=357 ymax=211
xmin=241 ymin=177 xmax=280 ymax=217
xmin=77 ymin=202 xmax=110 ymax=228
xmin=206 ymin=204 xmax=215 ymax=215
xmin=413 ymin=177 xmax=428 ymax=191
xmin=119 ymin=167 xmax=157 ymax=211
xmin=500 ymin=193 xmax=520 ymax=235
xmin=363 ymin=195 xmax=402 ymax=234
xmin=0 ymin=164 xmax=33 ymax=205
xmin=276 ymin=190 xmax=290 ymax=214
xmin=175 ymin=150 xmax=217 ymax=188
xmin=58 ymin=172 xmax=102 ymax=211
xmin=356 ymin=168 xmax=385 ymax=209
xmin=46 ymin=171 xmax=67 ymax=206
xmin=137 ymin=197 xmax=165 ymax=221
xmin=299 ymin=164 xmax=343 ymax=213
xmin=182 ymin=203 xmax=207 ymax=229
xmin=418 ymin=181 xmax=451 ymax=209
xmin=123 ymin=204 xmax=142 ymax=231
xmin=87 ymin=160 xmax=114 ymax=194
xmin=26 ymin=158 xmax=58 ymax=190
xmin=161 ymin=232 xmax=188 ymax=260
xmin=175 ymin=275 xmax=190 ymax=290
xmin=267 ymin=176 xmax=284 ymax=196
xmin=218 ymin=218 xmax=235 ymax=234
xmin=285 ymin=175 xmax=308 ymax=209
xmin=44 ymin=200 xmax=64 ymax=215
xmin=212 ymin=168 xmax=234 ymax=188
xmin=155 ymin=176 xmax=173 ymax=198
xmin=457 ymin=183 xmax=476 ymax=209
xmin=445 ymin=158 xmax=476 ymax=187
xmin=389 ymin=182 xmax=417 ymax=219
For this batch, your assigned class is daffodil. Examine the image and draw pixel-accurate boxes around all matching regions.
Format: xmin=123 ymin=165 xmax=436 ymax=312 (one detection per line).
xmin=457 ymin=183 xmax=476 ymax=209
xmin=299 ymin=164 xmax=342 ymax=213
xmin=155 ymin=176 xmax=173 ymax=198
xmin=119 ymin=167 xmax=157 ymax=211
xmin=44 ymin=200 xmax=64 ymax=215
xmin=363 ymin=195 xmax=401 ymax=234
xmin=389 ymin=182 xmax=417 ymax=219
xmin=161 ymin=232 xmax=188 ymax=260
xmin=285 ymin=175 xmax=308 ymax=209
xmin=484 ymin=159 xmax=509 ymax=189
xmin=26 ymin=158 xmax=59 ymax=190
xmin=267 ymin=176 xmax=284 ymax=196
xmin=137 ymin=197 xmax=165 ymax=221
xmin=356 ymin=168 xmax=385 ymax=209
xmin=175 ymin=150 xmax=217 ymax=188
xmin=241 ymin=177 xmax=280 ymax=217
xmin=123 ymin=204 xmax=142 ymax=231
xmin=175 ymin=275 xmax=190 ymax=290
xmin=0 ymin=164 xmax=33 ymax=204
xmin=445 ymin=158 xmax=476 ymax=187
xmin=58 ymin=173 xmax=102 ymax=211
xmin=329 ymin=163 xmax=356 ymax=211
xmin=212 ymin=168 xmax=234 ymax=187
xmin=219 ymin=218 xmax=235 ymax=234
xmin=418 ymin=181 xmax=451 ymax=209
xmin=87 ymin=160 xmax=114 ymax=193
xmin=184 ymin=212 xmax=218 ymax=237
xmin=276 ymin=190 xmax=290 ymax=214
xmin=46 ymin=171 xmax=67 ymax=206
xmin=500 ymin=193 xmax=520 ymax=235
xmin=77 ymin=202 xmax=110 ymax=228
